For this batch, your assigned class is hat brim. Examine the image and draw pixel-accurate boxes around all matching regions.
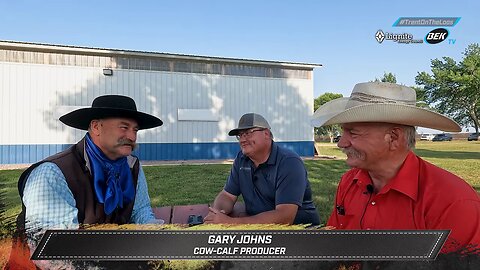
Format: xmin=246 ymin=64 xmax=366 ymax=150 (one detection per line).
xmin=311 ymin=98 xmax=461 ymax=132
xmin=59 ymin=107 xmax=163 ymax=130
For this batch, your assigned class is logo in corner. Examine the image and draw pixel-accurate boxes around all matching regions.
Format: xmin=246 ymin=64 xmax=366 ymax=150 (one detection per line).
xmin=425 ymin=28 xmax=449 ymax=44
xmin=375 ymin=30 xmax=385 ymax=43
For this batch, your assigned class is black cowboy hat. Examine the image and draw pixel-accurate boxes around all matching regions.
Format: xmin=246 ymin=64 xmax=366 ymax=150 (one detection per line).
xmin=59 ymin=95 xmax=163 ymax=130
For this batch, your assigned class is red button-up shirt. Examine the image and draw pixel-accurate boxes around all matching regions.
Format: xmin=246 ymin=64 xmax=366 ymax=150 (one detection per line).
xmin=327 ymin=151 xmax=480 ymax=253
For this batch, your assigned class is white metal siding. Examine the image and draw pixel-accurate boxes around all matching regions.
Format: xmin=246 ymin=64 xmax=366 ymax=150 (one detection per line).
xmin=0 ymin=61 xmax=313 ymax=146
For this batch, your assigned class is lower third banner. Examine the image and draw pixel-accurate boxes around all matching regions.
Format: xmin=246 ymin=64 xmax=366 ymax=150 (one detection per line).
xmin=32 ymin=230 xmax=449 ymax=261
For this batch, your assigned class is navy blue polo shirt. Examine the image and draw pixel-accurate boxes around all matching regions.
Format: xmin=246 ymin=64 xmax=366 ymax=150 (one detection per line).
xmin=224 ymin=142 xmax=320 ymax=225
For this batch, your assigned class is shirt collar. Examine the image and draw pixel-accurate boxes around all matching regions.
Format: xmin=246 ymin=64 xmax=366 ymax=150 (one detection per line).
xmin=387 ymin=151 xmax=419 ymax=201
xmin=265 ymin=141 xmax=278 ymax=165
xmin=353 ymin=151 xmax=419 ymax=201
xmin=352 ymin=169 xmax=372 ymax=190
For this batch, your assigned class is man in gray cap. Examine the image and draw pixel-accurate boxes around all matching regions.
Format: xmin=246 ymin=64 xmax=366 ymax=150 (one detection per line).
xmin=204 ymin=113 xmax=320 ymax=225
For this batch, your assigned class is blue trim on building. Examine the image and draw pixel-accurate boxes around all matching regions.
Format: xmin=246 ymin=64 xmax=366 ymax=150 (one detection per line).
xmin=0 ymin=141 xmax=314 ymax=164
xmin=0 ymin=144 xmax=72 ymax=164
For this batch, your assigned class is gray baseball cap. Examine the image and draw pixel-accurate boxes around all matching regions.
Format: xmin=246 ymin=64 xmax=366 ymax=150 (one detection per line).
xmin=228 ymin=113 xmax=271 ymax=136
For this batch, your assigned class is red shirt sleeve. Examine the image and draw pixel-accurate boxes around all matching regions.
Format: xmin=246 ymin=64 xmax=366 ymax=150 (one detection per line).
xmin=433 ymin=199 xmax=480 ymax=254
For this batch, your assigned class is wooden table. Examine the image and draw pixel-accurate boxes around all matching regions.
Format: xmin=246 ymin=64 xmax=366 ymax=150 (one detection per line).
xmin=153 ymin=202 xmax=246 ymax=224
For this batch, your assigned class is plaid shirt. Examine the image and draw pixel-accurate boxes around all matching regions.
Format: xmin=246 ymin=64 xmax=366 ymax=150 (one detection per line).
xmin=22 ymin=162 xmax=159 ymax=231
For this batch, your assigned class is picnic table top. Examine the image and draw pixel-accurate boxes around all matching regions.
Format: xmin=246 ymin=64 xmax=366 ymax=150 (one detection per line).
xmin=153 ymin=202 xmax=245 ymax=224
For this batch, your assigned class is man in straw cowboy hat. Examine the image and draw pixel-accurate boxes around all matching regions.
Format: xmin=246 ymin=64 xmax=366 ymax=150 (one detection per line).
xmin=312 ymin=82 xmax=480 ymax=253
xmin=17 ymin=95 xmax=164 ymax=236
xmin=204 ymin=113 xmax=320 ymax=225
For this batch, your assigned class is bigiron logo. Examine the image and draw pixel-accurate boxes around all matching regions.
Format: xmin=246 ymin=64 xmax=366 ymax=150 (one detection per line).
xmin=425 ymin=28 xmax=449 ymax=44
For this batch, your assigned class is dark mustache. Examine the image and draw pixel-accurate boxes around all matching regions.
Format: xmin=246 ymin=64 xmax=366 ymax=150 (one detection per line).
xmin=117 ymin=139 xmax=137 ymax=150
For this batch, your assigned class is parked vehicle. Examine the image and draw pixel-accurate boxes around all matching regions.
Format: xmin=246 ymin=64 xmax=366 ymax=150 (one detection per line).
xmin=333 ymin=135 xmax=341 ymax=143
xmin=467 ymin=133 xmax=479 ymax=141
xmin=432 ymin=134 xmax=452 ymax=141
xmin=420 ymin=133 xmax=435 ymax=141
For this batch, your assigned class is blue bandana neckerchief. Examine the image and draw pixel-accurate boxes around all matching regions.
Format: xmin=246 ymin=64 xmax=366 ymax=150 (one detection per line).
xmin=85 ymin=134 xmax=135 ymax=215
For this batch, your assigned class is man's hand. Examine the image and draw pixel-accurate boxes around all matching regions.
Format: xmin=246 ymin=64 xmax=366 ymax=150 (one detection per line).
xmin=204 ymin=207 xmax=234 ymax=224
xmin=204 ymin=204 xmax=298 ymax=224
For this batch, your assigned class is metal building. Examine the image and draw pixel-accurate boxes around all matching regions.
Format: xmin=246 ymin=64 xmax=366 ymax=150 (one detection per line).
xmin=0 ymin=41 xmax=319 ymax=164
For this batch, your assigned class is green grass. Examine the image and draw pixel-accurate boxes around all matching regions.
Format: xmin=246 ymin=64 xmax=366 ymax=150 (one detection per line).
xmin=144 ymin=164 xmax=230 ymax=206
xmin=316 ymin=142 xmax=346 ymax=158
xmin=1 ymin=140 xmax=479 ymax=237
xmin=0 ymin=170 xmax=22 ymax=236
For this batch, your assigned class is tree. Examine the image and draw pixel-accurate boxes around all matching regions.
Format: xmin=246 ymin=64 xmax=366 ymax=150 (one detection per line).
xmin=314 ymin=92 xmax=343 ymax=142
xmin=415 ymin=43 xmax=480 ymax=134
xmin=374 ymin=72 xmax=397 ymax=83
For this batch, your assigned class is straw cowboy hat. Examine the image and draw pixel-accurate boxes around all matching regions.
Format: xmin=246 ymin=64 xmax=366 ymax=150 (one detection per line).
xmin=311 ymin=82 xmax=461 ymax=132
xmin=60 ymin=95 xmax=163 ymax=130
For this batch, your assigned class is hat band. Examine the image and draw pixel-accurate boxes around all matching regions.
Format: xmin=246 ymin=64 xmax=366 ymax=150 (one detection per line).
xmin=350 ymin=92 xmax=416 ymax=106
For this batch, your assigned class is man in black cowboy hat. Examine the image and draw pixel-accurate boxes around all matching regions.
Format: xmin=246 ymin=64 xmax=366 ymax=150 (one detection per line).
xmin=17 ymin=95 xmax=163 ymax=237
xmin=204 ymin=113 xmax=320 ymax=225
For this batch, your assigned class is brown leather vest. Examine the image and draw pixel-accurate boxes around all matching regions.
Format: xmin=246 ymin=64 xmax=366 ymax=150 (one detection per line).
xmin=17 ymin=137 xmax=139 ymax=229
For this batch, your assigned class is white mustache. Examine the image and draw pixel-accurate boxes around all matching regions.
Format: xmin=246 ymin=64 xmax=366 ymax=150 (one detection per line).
xmin=341 ymin=147 xmax=365 ymax=159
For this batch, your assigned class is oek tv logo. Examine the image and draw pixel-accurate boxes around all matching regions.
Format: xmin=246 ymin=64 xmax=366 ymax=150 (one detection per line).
xmin=425 ymin=28 xmax=452 ymax=44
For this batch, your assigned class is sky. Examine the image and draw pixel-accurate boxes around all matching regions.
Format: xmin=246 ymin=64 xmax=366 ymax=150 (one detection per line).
xmin=0 ymin=0 xmax=478 ymax=131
